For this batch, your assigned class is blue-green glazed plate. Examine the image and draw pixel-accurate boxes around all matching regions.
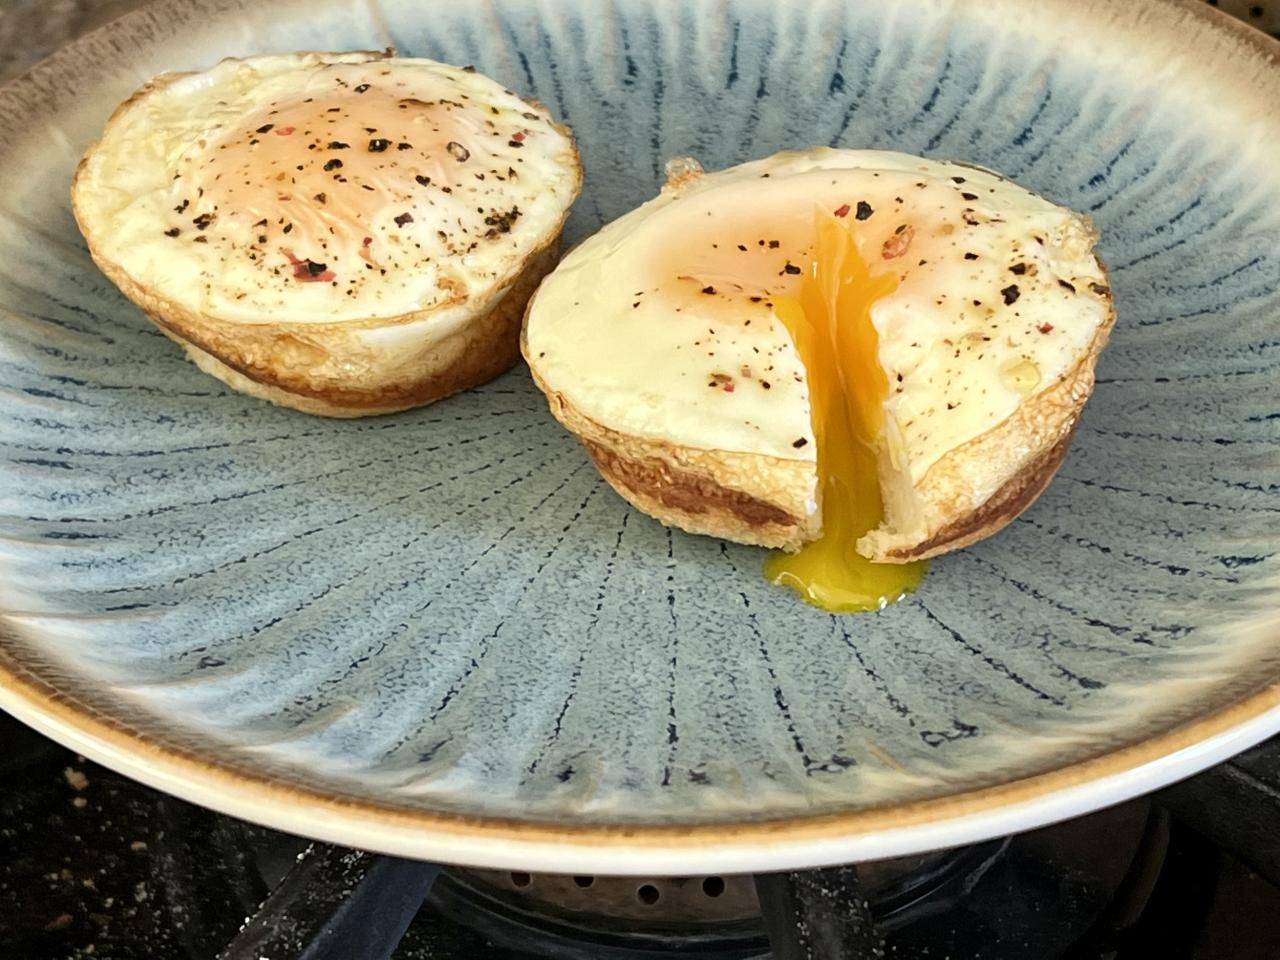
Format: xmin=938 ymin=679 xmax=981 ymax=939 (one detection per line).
xmin=0 ymin=0 xmax=1277 ymax=873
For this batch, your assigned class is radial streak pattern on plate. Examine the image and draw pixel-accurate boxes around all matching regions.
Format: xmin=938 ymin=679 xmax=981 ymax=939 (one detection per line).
xmin=0 ymin=0 xmax=1277 ymax=847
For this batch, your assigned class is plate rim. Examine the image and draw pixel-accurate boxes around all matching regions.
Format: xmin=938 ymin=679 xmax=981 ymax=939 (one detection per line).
xmin=1 ymin=0 xmax=1279 ymax=871
xmin=3 ymin=646 xmax=1279 ymax=873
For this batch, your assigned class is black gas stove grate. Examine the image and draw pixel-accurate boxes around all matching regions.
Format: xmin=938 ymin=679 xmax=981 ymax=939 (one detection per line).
xmin=3 ymin=711 xmax=1280 ymax=960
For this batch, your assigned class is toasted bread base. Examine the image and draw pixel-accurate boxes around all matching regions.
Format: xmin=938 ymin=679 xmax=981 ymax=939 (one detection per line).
xmin=526 ymin=362 xmax=820 ymax=550
xmin=859 ymin=264 xmax=1116 ymax=562
xmin=139 ymin=243 xmax=558 ymax=417
xmin=525 ymin=267 xmax=1114 ymax=562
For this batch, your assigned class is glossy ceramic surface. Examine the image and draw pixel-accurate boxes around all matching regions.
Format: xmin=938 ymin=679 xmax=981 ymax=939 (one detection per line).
xmin=0 ymin=0 xmax=1277 ymax=871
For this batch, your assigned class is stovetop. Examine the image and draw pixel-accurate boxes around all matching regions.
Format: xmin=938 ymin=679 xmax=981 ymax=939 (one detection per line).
xmin=3 ymin=712 xmax=1279 ymax=960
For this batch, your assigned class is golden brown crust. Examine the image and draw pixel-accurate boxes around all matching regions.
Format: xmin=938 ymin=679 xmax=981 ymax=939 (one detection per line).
xmin=147 ymin=244 xmax=556 ymax=416
xmin=861 ymin=259 xmax=1116 ymax=561
xmin=581 ymin=437 xmax=800 ymax=544
xmin=523 ymin=341 xmax=819 ymax=549
xmin=170 ymin=246 xmax=555 ymax=416
xmin=70 ymin=52 xmax=582 ymax=418
xmin=885 ymin=418 xmax=1079 ymax=560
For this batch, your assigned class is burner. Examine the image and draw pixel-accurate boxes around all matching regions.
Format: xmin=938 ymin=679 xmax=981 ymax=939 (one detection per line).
xmin=424 ymin=843 xmax=1007 ymax=959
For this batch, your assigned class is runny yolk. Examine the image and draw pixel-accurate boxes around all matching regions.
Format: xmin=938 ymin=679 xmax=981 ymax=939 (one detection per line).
xmin=763 ymin=214 xmax=927 ymax=612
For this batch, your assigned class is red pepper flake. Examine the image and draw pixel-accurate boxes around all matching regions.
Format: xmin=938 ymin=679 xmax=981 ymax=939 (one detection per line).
xmin=282 ymin=248 xmax=335 ymax=282
xmin=833 ymin=203 xmax=851 ymax=218
xmin=1038 ymin=322 xmax=1054 ymax=333
xmin=275 ymin=126 xmax=296 ymax=136
xmin=881 ymin=224 xmax=915 ymax=260
xmin=723 ymin=381 xmax=735 ymax=393
xmin=362 ymin=236 xmax=373 ymax=247
xmin=511 ymin=131 xmax=526 ymax=142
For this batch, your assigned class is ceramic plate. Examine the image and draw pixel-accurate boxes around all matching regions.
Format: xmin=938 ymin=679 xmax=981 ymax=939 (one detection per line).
xmin=1 ymin=0 xmax=1278 ymax=874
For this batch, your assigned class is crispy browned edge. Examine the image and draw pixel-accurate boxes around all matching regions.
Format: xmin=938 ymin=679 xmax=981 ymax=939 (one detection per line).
xmin=69 ymin=50 xmax=583 ymax=417
xmin=896 ymin=414 xmax=1081 ymax=559
xmin=524 ymin=257 xmax=1115 ymax=561
xmin=169 ymin=243 xmax=558 ymax=417
xmin=877 ymin=260 xmax=1116 ymax=561
xmin=523 ymin=336 xmax=820 ymax=550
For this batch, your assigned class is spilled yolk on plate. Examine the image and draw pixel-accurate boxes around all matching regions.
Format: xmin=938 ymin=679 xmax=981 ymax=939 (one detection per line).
xmin=763 ymin=215 xmax=926 ymax=611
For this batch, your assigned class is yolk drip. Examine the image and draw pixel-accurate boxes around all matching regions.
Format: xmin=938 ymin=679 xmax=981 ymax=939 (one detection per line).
xmin=763 ymin=215 xmax=927 ymax=612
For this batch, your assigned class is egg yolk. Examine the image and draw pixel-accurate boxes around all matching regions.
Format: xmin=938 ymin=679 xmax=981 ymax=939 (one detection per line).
xmin=177 ymin=70 xmax=508 ymax=291
xmin=763 ymin=214 xmax=927 ymax=611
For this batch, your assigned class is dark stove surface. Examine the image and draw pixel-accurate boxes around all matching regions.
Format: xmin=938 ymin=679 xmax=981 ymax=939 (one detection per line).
xmin=3 ymin=712 xmax=1279 ymax=960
